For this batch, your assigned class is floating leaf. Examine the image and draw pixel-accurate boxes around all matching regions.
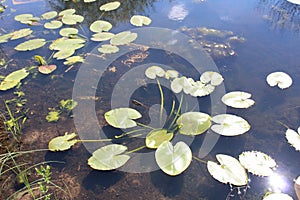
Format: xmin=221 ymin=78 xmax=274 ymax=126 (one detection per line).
xmin=0 ymin=68 xmax=29 ymax=91
xmin=62 ymin=14 xmax=84 ymax=25
xmin=200 ymin=71 xmax=224 ymax=86
xmin=221 ymin=91 xmax=255 ymax=108
xmin=189 ymin=81 xmax=215 ymax=97
xmin=41 ymin=11 xmax=58 ymax=20
xmin=171 ymin=77 xmax=194 ymax=94
xmin=266 ymin=72 xmax=292 ymax=89
xmin=50 ymin=38 xmax=85 ymax=51
xmin=211 ymin=114 xmax=250 ymax=136
xmin=145 ymin=66 xmax=165 ymax=79
xmin=46 ymin=111 xmax=60 ymax=122
xmin=262 ymin=192 xmax=293 ymax=200
xmin=59 ymin=28 xmax=78 ymax=37
xmin=99 ymin=1 xmax=121 ymax=11
xmin=60 ymin=99 xmax=78 ymax=111
xmin=84 ymin=0 xmax=97 ymax=2
xmin=0 ymin=34 xmax=11 ymax=43
xmin=145 ymin=129 xmax=174 ymax=149
xmin=48 ymin=132 xmax=78 ymax=151
xmin=165 ymin=70 xmax=179 ymax=79
xmin=11 ymin=28 xmax=33 ymax=40
xmin=91 ymin=32 xmax=115 ymax=42
xmin=110 ymin=31 xmax=137 ymax=46
xmin=207 ymin=154 xmax=248 ymax=186
xmin=239 ymin=151 xmax=276 ymax=176
xmin=155 ymin=141 xmax=192 ymax=176
xmin=59 ymin=9 xmax=76 ymax=16
xmin=14 ymin=13 xmax=39 ymax=24
xmin=176 ymin=112 xmax=211 ymax=135
xmin=38 ymin=65 xmax=57 ymax=74
xmin=130 ymin=15 xmax=152 ymax=27
xmin=53 ymin=49 xmax=75 ymax=60
xmin=15 ymin=38 xmax=46 ymax=51
xmin=34 ymin=55 xmax=47 ymax=66
xmin=63 ymin=56 xmax=84 ymax=65
xmin=89 ymin=20 xmax=112 ymax=32
xmin=98 ymin=44 xmax=119 ymax=54
xmin=104 ymin=108 xmax=142 ymax=129
xmin=44 ymin=20 xmax=63 ymax=29
xmin=88 ymin=144 xmax=130 ymax=170
xmin=285 ymin=128 xmax=300 ymax=151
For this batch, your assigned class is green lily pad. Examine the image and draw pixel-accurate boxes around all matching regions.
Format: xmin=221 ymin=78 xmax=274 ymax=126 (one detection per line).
xmin=48 ymin=132 xmax=78 ymax=151
xmin=211 ymin=114 xmax=250 ymax=136
xmin=145 ymin=129 xmax=174 ymax=149
xmin=34 ymin=55 xmax=47 ymax=66
xmin=0 ymin=34 xmax=11 ymax=43
xmin=91 ymin=32 xmax=115 ymax=42
xmin=130 ymin=15 xmax=152 ymax=27
xmin=221 ymin=91 xmax=255 ymax=108
xmin=15 ymin=38 xmax=46 ymax=51
xmin=59 ymin=9 xmax=76 ymax=16
xmin=98 ymin=44 xmax=119 ymax=54
xmin=239 ymin=151 xmax=276 ymax=177
xmin=263 ymin=193 xmax=293 ymax=200
xmin=89 ymin=20 xmax=112 ymax=33
xmin=46 ymin=111 xmax=60 ymax=122
xmin=207 ymin=154 xmax=248 ymax=186
xmin=44 ymin=20 xmax=63 ymax=29
xmin=266 ymin=71 xmax=293 ymax=89
xmin=171 ymin=76 xmax=194 ymax=94
xmin=88 ymin=144 xmax=130 ymax=170
xmin=53 ymin=49 xmax=75 ymax=60
xmin=104 ymin=108 xmax=142 ymax=129
xmin=200 ymin=71 xmax=224 ymax=86
xmin=155 ymin=141 xmax=192 ymax=176
xmin=99 ymin=1 xmax=121 ymax=11
xmin=145 ymin=66 xmax=165 ymax=79
xmin=165 ymin=70 xmax=179 ymax=79
xmin=38 ymin=65 xmax=57 ymax=74
xmin=50 ymin=38 xmax=85 ymax=51
xmin=189 ymin=81 xmax=215 ymax=97
xmin=285 ymin=127 xmax=300 ymax=151
xmin=11 ymin=28 xmax=33 ymax=40
xmin=59 ymin=28 xmax=79 ymax=37
xmin=14 ymin=13 xmax=33 ymax=22
xmin=63 ymin=56 xmax=84 ymax=65
xmin=62 ymin=14 xmax=84 ymax=25
xmin=41 ymin=11 xmax=58 ymax=20
xmin=110 ymin=31 xmax=137 ymax=46
xmin=0 ymin=68 xmax=29 ymax=91
xmin=176 ymin=112 xmax=211 ymax=135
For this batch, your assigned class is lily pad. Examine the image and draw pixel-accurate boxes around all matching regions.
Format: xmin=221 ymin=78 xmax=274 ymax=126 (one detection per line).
xmin=266 ymin=72 xmax=292 ymax=89
xmin=207 ymin=154 xmax=248 ymax=186
xmin=44 ymin=20 xmax=63 ymax=29
xmin=63 ymin=56 xmax=84 ymax=65
xmin=110 ymin=31 xmax=137 ymax=46
xmin=59 ymin=9 xmax=76 ymax=16
xmin=130 ymin=15 xmax=152 ymax=27
xmin=88 ymin=144 xmax=130 ymax=170
xmin=239 ymin=151 xmax=276 ymax=177
xmin=91 ymin=32 xmax=115 ymax=42
xmin=98 ymin=44 xmax=119 ymax=54
xmin=50 ymin=38 xmax=85 ymax=51
xmin=14 ymin=13 xmax=39 ymax=24
xmin=59 ymin=28 xmax=79 ymax=37
xmin=38 ymin=65 xmax=57 ymax=74
xmin=0 ymin=34 xmax=11 ymax=43
xmin=11 ymin=28 xmax=33 ymax=40
xmin=62 ymin=14 xmax=84 ymax=25
xmin=285 ymin=128 xmax=300 ymax=151
xmin=176 ymin=112 xmax=211 ymax=135
xmin=155 ymin=141 xmax=192 ymax=176
xmin=53 ymin=49 xmax=75 ymax=60
xmin=15 ymin=38 xmax=46 ymax=51
xmin=263 ymin=193 xmax=293 ymax=200
xmin=89 ymin=20 xmax=112 ymax=33
xmin=48 ymin=132 xmax=78 ymax=151
xmin=41 ymin=11 xmax=58 ymax=20
xmin=145 ymin=129 xmax=174 ymax=149
xmin=165 ymin=70 xmax=179 ymax=79
xmin=104 ymin=108 xmax=142 ymax=129
xmin=200 ymin=71 xmax=224 ymax=86
xmin=221 ymin=91 xmax=255 ymax=108
xmin=99 ymin=1 xmax=121 ymax=11
xmin=0 ymin=68 xmax=29 ymax=91
xmin=46 ymin=111 xmax=60 ymax=122
xmin=189 ymin=81 xmax=215 ymax=97
xmin=211 ymin=114 xmax=250 ymax=136
xmin=171 ymin=76 xmax=194 ymax=94
xmin=145 ymin=66 xmax=165 ymax=79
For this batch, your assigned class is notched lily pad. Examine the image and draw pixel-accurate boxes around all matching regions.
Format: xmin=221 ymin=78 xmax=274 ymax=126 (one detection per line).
xmin=38 ymin=65 xmax=57 ymax=74
xmin=98 ymin=44 xmax=119 ymax=54
xmin=44 ymin=20 xmax=63 ymax=29
xmin=221 ymin=91 xmax=255 ymax=109
xmin=130 ymin=15 xmax=152 ymax=27
xmin=15 ymin=38 xmax=46 ymax=51
xmin=11 ymin=28 xmax=33 ymax=40
xmin=59 ymin=9 xmax=76 ymax=17
xmin=146 ymin=129 xmax=174 ymax=149
xmin=176 ymin=112 xmax=211 ymax=135
xmin=285 ymin=128 xmax=300 ymax=151
xmin=262 ymin=193 xmax=293 ymax=200
xmin=91 ymin=32 xmax=115 ymax=42
xmin=266 ymin=72 xmax=292 ymax=89
xmin=48 ymin=132 xmax=78 ymax=151
xmin=59 ymin=28 xmax=79 ymax=37
xmin=62 ymin=14 xmax=84 ymax=25
xmin=0 ymin=68 xmax=29 ymax=91
xmin=63 ymin=56 xmax=84 ymax=65
xmin=200 ymin=71 xmax=224 ymax=86
xmin=88 ymin=144 xmax=130 ymax=170
xmin=105 ymin=108 xmax=142 ymax=129
xmin=41 ymin=11 xmax=58 ymax=20
xmin=145 ymin=66 xmax=165 ymax=79
xmin=89 ymin=20 xmax=112 ymax=33
xmin=99 ymin=1 xmax=121 ymax=11
xmin=110 ymin=31 xmax=137 ymax=46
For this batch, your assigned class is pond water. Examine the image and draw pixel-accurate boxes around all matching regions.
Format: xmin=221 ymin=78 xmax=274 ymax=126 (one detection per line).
xmin=1 ymin=0 xmax=300 ymax=199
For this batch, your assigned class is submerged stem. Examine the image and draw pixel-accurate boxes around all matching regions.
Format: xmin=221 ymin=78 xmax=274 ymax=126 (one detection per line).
xmin=79 ymin=139 xmax=112 ymax=143
xmin=156 ymin=79 xmax=164 ymax=126
xmin=276 ymin=120 xmax=290 ymax=129
xmin=168 ymin=93 xmax=183 ymax=130
xmin=136 ymin=122 xmax=155 ymax=130
xmin=115 ymin=128 xmax=145 ymax=139
xmin=126 ymin=146 xmax=146 ymax=154
xmin=193 ymin=156 xmax=207 ymax=164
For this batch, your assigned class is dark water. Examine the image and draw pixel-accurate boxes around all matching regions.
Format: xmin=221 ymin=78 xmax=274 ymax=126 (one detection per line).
xmin=1 ymin=0 xmax=300 ymax=199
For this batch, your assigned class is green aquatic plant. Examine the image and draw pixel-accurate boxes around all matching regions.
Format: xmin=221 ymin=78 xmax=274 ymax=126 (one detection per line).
xmin=99 ymin=1 xmax=121 ymax=12
xmin=285 ymin=127 xmax=300 ymax=151
xmin=46 ymin=99 xmax=78 ymax=122
xmin=130 ymin=15 xmax=152 ymax=27
xmin=221 ymin=91 xmax=255 ymax=109
xmin=15 ymin=39 xmax=46 ymax=51
xmin=266 ymin=71 xmax=293 ymax=89
xmin=145 ymin=129 xmax=173 ymax=149
xmin=0 ymin=68 xmax=29 ymax=91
